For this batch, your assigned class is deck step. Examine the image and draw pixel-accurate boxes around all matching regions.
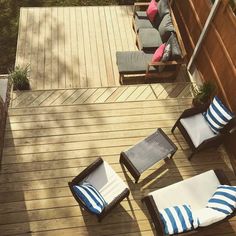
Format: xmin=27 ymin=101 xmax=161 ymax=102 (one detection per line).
xmin=11 ymin=83 xmax=193 ymax=108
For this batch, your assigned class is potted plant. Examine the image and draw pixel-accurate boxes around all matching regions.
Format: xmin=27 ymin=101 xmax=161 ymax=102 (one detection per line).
xmin=8 ymin=65 xmax=30 ymax=90
xmin=192 ymin=81 xmax=217 ymax=108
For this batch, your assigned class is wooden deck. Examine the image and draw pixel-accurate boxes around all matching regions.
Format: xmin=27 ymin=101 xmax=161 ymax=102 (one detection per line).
xmin=16 ymin=6 xmax=136 ymax=90
xmin=1 ymin=97 xmax=236 ymax=235
xmin=10 ymin=82 xmax=193 ymax=108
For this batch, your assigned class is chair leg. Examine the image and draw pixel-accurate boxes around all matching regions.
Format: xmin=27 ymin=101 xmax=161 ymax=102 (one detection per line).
xmin=188 ymin=151 xmax=196 ymax=161
xmin=171 ymin=122 xmax=178 ymax=133
xmin=119 ymin=74 xmax=123 ymax=85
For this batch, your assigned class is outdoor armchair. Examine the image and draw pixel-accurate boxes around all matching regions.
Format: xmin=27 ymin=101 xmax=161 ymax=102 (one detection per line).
xmin=171 ymin=105 xmax=236 ymax=160
xmin=68 ymin=157 xmax=130 ymax=222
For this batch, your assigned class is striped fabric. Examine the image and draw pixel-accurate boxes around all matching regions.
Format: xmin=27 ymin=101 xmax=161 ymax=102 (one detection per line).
xmin=207 ymin=185 xmax=236 ymax=215
xmin=73 ymin=182 xmax=107 ymax=215
xmin=159 ymin=205 xmax=199 ymax=235
xmin=203 ymin=96 xmax=234 ymax=134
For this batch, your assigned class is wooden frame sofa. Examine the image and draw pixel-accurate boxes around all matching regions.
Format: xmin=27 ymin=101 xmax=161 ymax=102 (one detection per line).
xmin=116 ymin=0 xmax=187 ymax=84
xmin=142 ymin=169 xmax=236 ymax=235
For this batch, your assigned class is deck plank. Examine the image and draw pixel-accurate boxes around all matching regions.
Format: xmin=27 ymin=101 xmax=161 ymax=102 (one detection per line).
xmin=1 ymin=98 xmax=236 ymax=236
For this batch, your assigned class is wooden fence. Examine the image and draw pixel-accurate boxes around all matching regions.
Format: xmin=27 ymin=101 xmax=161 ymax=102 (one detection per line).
xmin=172 ymin=0 xmax=236 ymax=166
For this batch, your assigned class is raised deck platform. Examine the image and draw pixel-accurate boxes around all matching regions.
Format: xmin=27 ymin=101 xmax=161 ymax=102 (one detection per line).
xmin=16 ymin=6 xmax=136 ymax=90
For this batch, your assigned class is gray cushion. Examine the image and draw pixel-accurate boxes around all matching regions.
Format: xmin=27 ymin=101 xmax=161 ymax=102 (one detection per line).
xmin=134 ymin=11 xmax=153 ymax=31
xmin=158 ymin=0 xmax=170 ymax=18
xmin=168 ymin=32 xmax=182 ymax=59
xmin=116 ymin=51 xmax=155 ymax=73
xmin=0 ymin=79 xmax=8 ymax=103
xmin=158 ymin=13 xmax=174 ymax=42
xmin=138 ymin=28 xmax=163 ymax=50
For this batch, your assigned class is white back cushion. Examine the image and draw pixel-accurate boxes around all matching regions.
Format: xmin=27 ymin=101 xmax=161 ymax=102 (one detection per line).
xmin=149 ymin=170 xmax=220 ymax=211
xmin=84 ymin=161 xmax=128 ymax=204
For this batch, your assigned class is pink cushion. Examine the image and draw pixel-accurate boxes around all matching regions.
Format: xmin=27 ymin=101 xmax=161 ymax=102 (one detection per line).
xmin=146 ymin=0 xmax=158 ymax=22
xmin=152 ymin=44 xmax=166 ymax=63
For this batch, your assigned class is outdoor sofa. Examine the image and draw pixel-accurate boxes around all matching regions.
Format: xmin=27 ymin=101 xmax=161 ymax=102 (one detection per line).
xmin=142 ymin=169 xmax=236 ymax=235
xmin=116 ymin=0 xmax=186 ymax=84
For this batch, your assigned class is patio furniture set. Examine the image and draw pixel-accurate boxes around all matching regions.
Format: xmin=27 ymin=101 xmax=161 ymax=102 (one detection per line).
xmin=116 ymin=0 xmax=186 ymax=84
xmin=69 ymin=1 xmax=236 ymax=232
xmin=69 ymin=94 xmax=236 ymax=235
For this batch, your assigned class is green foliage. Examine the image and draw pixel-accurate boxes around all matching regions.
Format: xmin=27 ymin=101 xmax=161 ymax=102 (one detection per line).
xmin=193 ymin=81 xmax=217 ymax=104
xmin=8 ymin=65 xmax=30 ymax=90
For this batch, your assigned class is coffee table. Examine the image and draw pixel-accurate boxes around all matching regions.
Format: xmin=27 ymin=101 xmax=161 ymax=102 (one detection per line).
xmin=120 ymin=128 xmax=177 ymax=183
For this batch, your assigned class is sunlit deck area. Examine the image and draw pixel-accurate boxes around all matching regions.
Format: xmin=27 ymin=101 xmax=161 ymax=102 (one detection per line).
xmin=1 ymin=4 xmax=236 ymax=236
xmin=16 ymin=6 xmax=136 ymax=89
xmin=0 ymin=92 xmax=236 ymax=235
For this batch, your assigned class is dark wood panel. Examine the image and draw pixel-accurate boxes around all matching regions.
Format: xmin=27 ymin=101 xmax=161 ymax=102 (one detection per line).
xmin=173 ymin=0 xmax=236 ymax=163
xmin=191 ymin=0 xmax=211 ymax=26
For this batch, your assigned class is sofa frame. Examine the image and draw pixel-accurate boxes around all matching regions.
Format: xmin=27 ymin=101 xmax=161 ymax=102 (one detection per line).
xmin=123 ymin=0 xmax=187 ymax=83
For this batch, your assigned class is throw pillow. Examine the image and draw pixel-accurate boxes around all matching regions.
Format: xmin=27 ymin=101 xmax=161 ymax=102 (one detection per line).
xmin=194 ymin=208 xmax=227 ymax=227
xmin=73 ymin=182 xmax=107 ymax=215
xmin=158 ymin=0 xmax=170 ymax=19
xmin=152 ymin=43 xmax=166 ymax=63
xmin=168 ymin=32 xmax=182 ymax=60
xmin=203 ymin=96 xmax=234 ymax=134
xmin=146 ymin=0 xmax=158 ymax=23
xmin=207 ymin=185 xmax=236 ymax=215
xmin=158 ymin=13 xmax=175 ymax=42
xmin=159 ymin=204 xmax=199 ymax=235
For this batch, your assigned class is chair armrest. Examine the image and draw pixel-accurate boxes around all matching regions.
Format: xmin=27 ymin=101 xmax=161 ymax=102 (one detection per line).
xmin=133 ymin=2 xmax=149 ymax=16
xmin=178 ymin=105 xmax=207 ymax=119
xmin=134 ymin=2 xmax=149 ymax=7
xmin=142 ymin=195 xmax=165 ymax=236
xmin=99 ymin=188 xmax=130 ymax=221
xmin=71 ymin=157 xmax=103 ymax=184
xmin=146 ymin=60 xmax=184 ymax=74
xmin=214 ymin=169 xmax=231 ymax=185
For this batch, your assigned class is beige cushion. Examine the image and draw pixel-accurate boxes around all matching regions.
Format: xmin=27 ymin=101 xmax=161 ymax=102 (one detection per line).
xmin=149 ymin=170 xmax=220 ymax=211
xmin=180 ymin=113 xmax=216 ymax=148
xmin=194 ymin=208 xmax=227 ymax=227
xmin=84 ymin=161 xmax=128 ymax=204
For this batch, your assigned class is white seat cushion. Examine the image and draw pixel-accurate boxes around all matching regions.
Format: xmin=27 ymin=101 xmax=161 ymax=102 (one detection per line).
xmin=180 ymin=113 xmax=216 ymax=148
xmin=149 ymin=170 xmax=220 ymax=211
xmin=194 ymin=208 xmax=227 ymax=227
xmin=84 ymin=161 xmax=128 ymax=204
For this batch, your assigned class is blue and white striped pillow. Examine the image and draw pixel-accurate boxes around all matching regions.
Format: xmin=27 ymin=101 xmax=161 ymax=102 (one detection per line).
xmin=203 ymin=96 xmax=234 ymax=134
xmin=207 ymin=185 xmax=236 ymax=215
xmin=159 ymin=205 xmax=199 ymax=235
xmin=73 ymin=182 xmax=107 ymax=215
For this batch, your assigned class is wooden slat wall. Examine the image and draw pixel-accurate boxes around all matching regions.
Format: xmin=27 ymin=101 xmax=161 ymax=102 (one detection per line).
xmin=173 ymin=0 xmax=236 ymax=161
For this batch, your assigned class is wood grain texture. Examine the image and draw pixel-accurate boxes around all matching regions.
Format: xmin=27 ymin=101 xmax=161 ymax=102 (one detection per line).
xmin=1 ymin=97 xmax=236 ymax=236
xmin=10 ymin=83 xmax=193 ymax=108
xmin=16 ymin=6 xmax=136 ymax=89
